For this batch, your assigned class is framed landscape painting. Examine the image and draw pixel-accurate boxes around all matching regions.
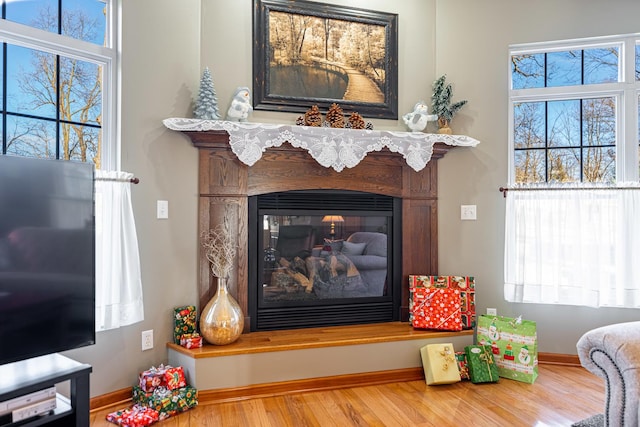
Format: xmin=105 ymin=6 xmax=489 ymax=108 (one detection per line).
xmin=252 ymin=0 xmax=398 ymax=119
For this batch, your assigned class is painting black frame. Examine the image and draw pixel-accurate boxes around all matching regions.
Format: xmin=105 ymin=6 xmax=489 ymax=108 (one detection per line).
xmin=252 ymin=0 xmax=398 ymax=119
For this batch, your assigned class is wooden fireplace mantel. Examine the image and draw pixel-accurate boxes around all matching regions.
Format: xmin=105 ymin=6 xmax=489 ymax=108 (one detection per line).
xmin=175 ymin=128 xmax=457 ymax=329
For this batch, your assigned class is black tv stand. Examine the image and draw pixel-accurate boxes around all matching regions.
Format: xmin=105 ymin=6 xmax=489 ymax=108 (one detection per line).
xmin=0 ymin=354 xmax=91 ymax=426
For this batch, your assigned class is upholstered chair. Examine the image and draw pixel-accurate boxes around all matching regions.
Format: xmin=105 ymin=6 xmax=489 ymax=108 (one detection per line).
xmin=576 ymin=321 xmax=640 ymax=427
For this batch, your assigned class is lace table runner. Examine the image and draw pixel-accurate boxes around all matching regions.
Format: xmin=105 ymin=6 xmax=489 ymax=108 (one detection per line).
xmin=163 ymin=118 xmax=480 ymax=172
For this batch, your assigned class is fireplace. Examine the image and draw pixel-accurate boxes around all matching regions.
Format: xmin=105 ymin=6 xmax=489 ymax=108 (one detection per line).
xmin=248 ymin=190 xmax=402 ymax=331
xmin=172 ymin=127 xmax=455 ymax=334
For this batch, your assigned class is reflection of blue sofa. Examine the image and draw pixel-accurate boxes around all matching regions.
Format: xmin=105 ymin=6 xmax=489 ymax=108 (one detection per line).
xmin=274 ymin=227 xmax=388 ymax=298
xmin=343 ymin=232 xmax=388 ymax=297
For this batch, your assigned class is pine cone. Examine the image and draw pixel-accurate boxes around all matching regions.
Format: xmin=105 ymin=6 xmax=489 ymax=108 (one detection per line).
xmin=348 ymin=112 xmax=365 ymax=130
xmin=304 ymin=105 xmax=323 ymax=127
xmin=295 ymin=115 xmax=305 ymax=126
xmin=365 ymin=122 xmax=374 ymax=130
xmin=326 ymin=103 xmax=345 ymax=128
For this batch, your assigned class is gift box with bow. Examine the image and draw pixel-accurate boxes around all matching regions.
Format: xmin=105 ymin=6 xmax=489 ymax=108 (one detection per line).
xmin=420 ymin=343 xmax=461 ymax=385
xmin=464 ymin=344 xmax=499 ymax=384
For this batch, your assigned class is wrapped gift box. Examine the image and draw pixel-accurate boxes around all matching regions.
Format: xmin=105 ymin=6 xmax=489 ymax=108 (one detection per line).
xmin=408 ymin=275 xmax=445 ymax=322
xmin=409 ymin=275 xmax=475 ymax=329
xmin=164 ymin=366 xmax=187 ymax=391
xmin=464 ymin=344 xmax=499 ymax=384
xmin=455 ymin=351 xmax=470 ymax=380
xmin=411 ymin=287 xmax=462 ymax=331
xmin=106 ymin=404 xmax=159 ymax=427
xmin=180 ymin=333 xmax=203 ymax=349
xmin=132 ymin=385 xmax=198 ymax=421
xmin=173 ymin=306 xmax=197 ymax=344
xmin=420 ymin=343 xmax=461 ymax=385
xmin=139 ymin=365 xmax=186 ymax=392
xmin=139 ymin=366 xmax=166 ymax=393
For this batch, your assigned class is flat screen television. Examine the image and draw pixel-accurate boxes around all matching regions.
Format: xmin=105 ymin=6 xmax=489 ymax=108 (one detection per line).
xmin=0 ymin=155 xmax=96 ymax=366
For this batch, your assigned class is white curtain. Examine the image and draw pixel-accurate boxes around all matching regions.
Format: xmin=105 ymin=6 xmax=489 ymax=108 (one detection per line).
xmin=95 ymin=170 xmax=144 ymax=331
xmin=504 ymin=184 xmax=640 ymax=308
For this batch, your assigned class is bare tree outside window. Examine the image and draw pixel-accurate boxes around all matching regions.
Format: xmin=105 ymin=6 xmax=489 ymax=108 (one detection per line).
xmin=2 ymin=3 xmax=104 ymax=167
xmin=511 ymin=46 xmax=621 ymax=184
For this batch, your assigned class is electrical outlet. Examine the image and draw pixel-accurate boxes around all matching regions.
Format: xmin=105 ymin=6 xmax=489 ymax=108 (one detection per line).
xmin=486 ymin=308 xmax=497 ymax=316
xmin=141 ymin=330 xmax=154 ymax=351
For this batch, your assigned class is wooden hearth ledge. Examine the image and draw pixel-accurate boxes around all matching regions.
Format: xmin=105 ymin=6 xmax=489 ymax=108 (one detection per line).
xmin=167 ymin=322 xmax=475 ymax=403
xmin=168 ymin=322 xmax=472 ymax=358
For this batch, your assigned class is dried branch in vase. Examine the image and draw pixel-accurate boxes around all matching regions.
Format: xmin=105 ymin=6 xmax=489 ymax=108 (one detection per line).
xmin=201 ymin=224 xmax=236 ymax=278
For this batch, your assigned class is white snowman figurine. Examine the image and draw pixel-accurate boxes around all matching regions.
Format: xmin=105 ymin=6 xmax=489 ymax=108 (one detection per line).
xmin=402 ymin=101 xmax=438 ymax=132
xmin=518 ymin=345 xmax=531 ymax=365
xmin=226 ymin=86 xmax=252 ymax=122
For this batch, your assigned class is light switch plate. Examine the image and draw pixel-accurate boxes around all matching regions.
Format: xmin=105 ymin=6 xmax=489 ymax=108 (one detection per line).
xmin=157 ymin=200 xmax=169 ymax=219
xmin=461 ymin=205 xmax=477 ymax=220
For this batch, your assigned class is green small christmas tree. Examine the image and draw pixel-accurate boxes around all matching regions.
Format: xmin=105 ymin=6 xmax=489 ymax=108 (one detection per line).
xmin=194 ymin=67 xmax=221 ymax=120
xmin=431 ymin=74 xmax=467 ymax=134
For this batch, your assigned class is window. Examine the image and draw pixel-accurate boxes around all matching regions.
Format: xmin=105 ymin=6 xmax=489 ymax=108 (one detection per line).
xmin=0 ymin=0 xmax=118 ymax=169
xmin=510 ymin=36 xmax=639 ymax=183
xmin=505 ymin=34 xmax=640 ymax=308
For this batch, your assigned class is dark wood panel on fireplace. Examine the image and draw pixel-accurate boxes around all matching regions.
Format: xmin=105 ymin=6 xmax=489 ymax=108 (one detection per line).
xmin=185 ymin=130 xmax=454 ymax=330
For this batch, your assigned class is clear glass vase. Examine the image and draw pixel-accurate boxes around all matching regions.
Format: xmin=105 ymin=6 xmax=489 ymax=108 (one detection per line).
xmin=199 ymin=277 xmax=244 ymax=345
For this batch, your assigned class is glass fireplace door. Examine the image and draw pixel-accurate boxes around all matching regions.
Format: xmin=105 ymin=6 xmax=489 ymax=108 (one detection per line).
xmin=260 ymin=213 xmax=390 ymax=304
xmin=249 ymin=190 xmax=401 ymax=331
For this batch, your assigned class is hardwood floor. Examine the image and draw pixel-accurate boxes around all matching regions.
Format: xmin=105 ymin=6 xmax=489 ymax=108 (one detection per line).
xmin=90 ymin=364 xmax=605 ymax=426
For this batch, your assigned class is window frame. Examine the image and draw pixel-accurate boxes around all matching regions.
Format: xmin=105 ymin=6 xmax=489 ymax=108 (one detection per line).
xmin=0 ymin=0 xmax=120 ymax=169
xmin=508 ymin=34 xmax=640 ymax=184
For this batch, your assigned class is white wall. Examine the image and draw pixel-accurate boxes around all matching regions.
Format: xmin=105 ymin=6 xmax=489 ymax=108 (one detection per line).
xmin=63 ymin=0 xmax=640 ymax=398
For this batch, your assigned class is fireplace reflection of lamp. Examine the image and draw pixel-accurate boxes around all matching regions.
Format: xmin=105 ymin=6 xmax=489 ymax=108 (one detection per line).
xmin=322 ymin=215 xmax=344 ymax=238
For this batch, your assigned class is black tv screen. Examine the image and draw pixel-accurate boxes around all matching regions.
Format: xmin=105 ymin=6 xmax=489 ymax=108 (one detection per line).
xmin=0 ymin=155 xmax=95 ymax=366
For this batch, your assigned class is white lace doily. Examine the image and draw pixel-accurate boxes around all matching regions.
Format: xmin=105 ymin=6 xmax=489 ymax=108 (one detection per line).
xmin=163 ymin=118 xmax=480 ymax=172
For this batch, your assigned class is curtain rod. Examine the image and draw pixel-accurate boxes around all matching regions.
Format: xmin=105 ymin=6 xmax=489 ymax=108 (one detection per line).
xmin=95 ymin=176 xmax=140 ymax=184
xmin=499 ymin=185 xmax=640 ymax=198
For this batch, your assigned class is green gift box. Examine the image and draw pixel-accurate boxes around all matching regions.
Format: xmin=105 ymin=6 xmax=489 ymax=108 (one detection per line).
xmin=464 ymin=344 xmax=499 ymax=384
xmin=476 ymin=314 xmax=538 ymax=384
xmin=173 ymin=306 xmax=197 ymax=344
xmin=132 ymin=385 xmax=198 ymax=420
